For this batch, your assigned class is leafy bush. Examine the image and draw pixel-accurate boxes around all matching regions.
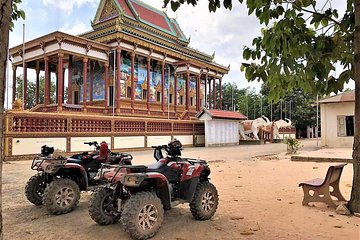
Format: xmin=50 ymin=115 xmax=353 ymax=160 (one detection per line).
xmin=283 ymin=137 xmax=302 ymax=154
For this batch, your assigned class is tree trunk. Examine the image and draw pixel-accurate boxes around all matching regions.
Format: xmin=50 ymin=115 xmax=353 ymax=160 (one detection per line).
xmin=350 ymin=0 xmax=360 ymax=214
xmin=0 ymin=1 xmax=12 ymax=239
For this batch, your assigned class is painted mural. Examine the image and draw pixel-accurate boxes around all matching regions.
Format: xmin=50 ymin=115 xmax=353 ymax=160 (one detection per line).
xmin=177 ymin=74 xmax=185 ymax=105
xmin=120 ymin=52 xmax=131 ymax=98
xmin=77 ymin=61 xmax=105 ymax=102
xmin=150 ymin=60 xmax=162 ymax=102
xmin=164 ymin=64 xmax=174 ymax=104
xmin=190 ymin=76 xmax=196 ymax=106
xmin=136 ymin=56 xmax=147 ymax=100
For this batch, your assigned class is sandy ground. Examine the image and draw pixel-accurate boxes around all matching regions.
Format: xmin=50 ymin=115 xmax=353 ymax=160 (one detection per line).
xmin=2 ymin=140 xmax=359 ymax=240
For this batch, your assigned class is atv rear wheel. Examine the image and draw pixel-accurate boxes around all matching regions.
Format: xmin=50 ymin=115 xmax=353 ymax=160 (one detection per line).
xmin=89 ymin=187 xmax=121 ymax=225
xmin=121 ymin=192 xmax=164 ymax=240
xmin=25 ymin=174 xmax=46 ymax=205
xmin=190 ymin=181 xmax=219 ymax=220
xmin=43 ymin=178 xmax=80 ymax=215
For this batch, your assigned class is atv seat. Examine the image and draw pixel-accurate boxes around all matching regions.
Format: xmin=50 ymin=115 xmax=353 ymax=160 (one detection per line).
xmin=126 ymin=165 xmax=148 ymax=173
xmin=147 ymin=161 xmax=166 ymax=172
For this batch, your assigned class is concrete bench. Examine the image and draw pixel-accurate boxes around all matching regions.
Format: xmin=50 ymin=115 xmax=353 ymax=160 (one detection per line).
xmin=299 ymin=164 xmax=347 ymax=207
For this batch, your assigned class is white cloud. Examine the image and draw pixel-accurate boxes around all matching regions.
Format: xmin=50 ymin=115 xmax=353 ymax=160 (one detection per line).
xmin=42 ymin=0 xmax=98 ymax=13
xmin=59 ymin=22 xmax=91 ymax=35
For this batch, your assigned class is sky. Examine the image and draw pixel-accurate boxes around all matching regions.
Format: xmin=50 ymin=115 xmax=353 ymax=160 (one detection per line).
xmin=6 ymin=0 xmax=352 ymax=108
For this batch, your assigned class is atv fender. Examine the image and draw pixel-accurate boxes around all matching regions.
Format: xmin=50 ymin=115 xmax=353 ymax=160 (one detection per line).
xmin=121 ymin=172 xmax=172 ymax=210
xmin=52 ymin=163 xmax=88 ymax=191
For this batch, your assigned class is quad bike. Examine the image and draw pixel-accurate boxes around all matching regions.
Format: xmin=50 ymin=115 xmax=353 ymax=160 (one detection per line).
xmin=89 ymin=139 xmax=218 ymax=240
xmin=25 ymin=141 xmax=132 ymax=215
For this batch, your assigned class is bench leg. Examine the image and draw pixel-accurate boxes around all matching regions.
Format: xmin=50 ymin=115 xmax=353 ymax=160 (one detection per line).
xmin=301 ymin=185 xmax=336 ymax=208
xmin=330 ymin=180 xmax=346 ymax=202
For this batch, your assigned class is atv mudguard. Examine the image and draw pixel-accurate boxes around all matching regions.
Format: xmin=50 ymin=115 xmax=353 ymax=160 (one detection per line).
xmin=49 ymin=163 xmax=89 ymax=191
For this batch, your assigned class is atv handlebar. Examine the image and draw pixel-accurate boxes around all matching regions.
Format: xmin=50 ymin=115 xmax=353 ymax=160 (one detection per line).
xmin=84 ymin=141 xmax=100 ymax=150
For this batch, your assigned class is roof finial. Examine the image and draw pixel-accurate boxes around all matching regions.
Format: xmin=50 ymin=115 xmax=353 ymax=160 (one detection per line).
xmin=212 ymin=51 xmax=215 ymax=59
xmin=188 ymin=35 xmax=191 ymax=42
xmin=228 ymin=64 xmax=231 ymax=69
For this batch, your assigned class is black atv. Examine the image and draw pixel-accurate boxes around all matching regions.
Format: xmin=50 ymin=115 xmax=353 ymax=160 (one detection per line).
xmin=25 ymin=141 xmax=132 ymax=215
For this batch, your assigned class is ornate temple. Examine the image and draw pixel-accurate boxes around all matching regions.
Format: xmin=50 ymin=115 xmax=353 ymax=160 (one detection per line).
xmin=9 ymin=0 xmax=229 ymax=119
xmin=5 ymin=0 xmax=229 ymax=159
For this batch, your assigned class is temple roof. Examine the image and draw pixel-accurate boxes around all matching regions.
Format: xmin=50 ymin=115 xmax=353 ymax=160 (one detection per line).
xmin=94 ymin=0 xmax=188 ymax=43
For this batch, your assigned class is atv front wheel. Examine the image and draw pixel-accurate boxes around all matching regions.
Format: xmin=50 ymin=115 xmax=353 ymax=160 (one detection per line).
xmin=43 ymin=178 xmax=80 ymax=215
xmin=25 ymin=174 xmax=46 ymax=205
xmin=190 ymin=181 xmax=219 ymax=220
xmin=121 ymin=192 xmax=164 ymax=240
xmin=89 ymin=187 xmax=121 ymax=225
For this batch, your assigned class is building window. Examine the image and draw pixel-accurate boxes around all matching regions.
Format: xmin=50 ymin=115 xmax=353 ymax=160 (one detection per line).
xmin=127 ymin=87 xmax=131 ymax=98
xmin=74 ymin=91 xmax=79 ymax=105
xmin=180 ymin=95 xmax=183 ymax=105
xmin=143 ymin=90 xmax=147 ymax=100
xmin=169 ymin=94 xmax=173 ymax=104
xmin=157 ymin=92 xmax=161 ymax=102
xmin=337 ymin=115 xmax=354 ymax=137
xmin=190 ymin=97 xmax=194 ymax=106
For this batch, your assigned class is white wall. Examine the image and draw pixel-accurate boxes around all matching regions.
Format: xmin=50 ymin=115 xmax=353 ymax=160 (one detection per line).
xmin=173 ymin=135 xmax=193 ymax=145
xmin=147 ymin=136 xmax=172 ymax=147
xmin=321 ymin=102 xmax=354 ymax=147
xmin=114 ymin=136 xmax=145 ymax=149
xmin=204 ymin=119 xmax=239 ymax=147
xmin=12 ymin=138 xmax=67 ymax=155
xmin=71 ymin=137 xmax=111 ymax=152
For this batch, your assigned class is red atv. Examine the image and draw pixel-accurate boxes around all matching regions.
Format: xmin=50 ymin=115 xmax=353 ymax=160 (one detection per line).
xmin=88 ymin=140 xmax=218 ymax=240
xmin=25 ymin=141 xmax=132 ymax=215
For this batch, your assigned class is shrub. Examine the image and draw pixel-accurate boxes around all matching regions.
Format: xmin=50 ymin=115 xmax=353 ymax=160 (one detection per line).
xmin=283 ymin=137 xmax=302 ymax=154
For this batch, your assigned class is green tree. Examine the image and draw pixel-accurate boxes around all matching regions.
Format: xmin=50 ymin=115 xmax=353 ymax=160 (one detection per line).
xmin=16 ymin=76 xmax=59 ymax=108
xmin=164 ymin=0 xmax=360 ymax=213
xmin=0 ymin=1 xmax=25 ymax=238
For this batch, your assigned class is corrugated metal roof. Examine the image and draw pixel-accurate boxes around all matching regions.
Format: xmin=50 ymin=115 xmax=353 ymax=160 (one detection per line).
xmin=319 ymin=90 xmax=355 ymax=104
xmin=197 ymin=109 xmax=248 ymax=120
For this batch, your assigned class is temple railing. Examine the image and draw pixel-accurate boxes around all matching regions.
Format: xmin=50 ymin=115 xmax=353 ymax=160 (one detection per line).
xmin=4 ymin=111 xmax=205 ymax=159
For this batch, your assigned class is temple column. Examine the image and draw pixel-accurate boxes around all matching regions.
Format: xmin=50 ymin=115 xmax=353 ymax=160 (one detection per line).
xmin=174 ymin=73 xmax=178 ymax=113
xmin=213 ymin=77 xmax=216 ymax=109
xmin=186 ymin=70 xmax=190 ymax=112
xmin=57 ymin=53 xmax=64 ymax=111
xmin=204 ymin=73 xmax=207 ymax=109
xmin=44 ymin=56 xmax=50 ymax=106
xmin=67 ymin=55 xmax=73 ymax=104
xmin=161 ymin=61 xmax=165 ymax=114
xmin=35 ymin=61 xmax=40 ymax=105
xmin=116 ymin=48 xmax=121 ymax=113
xmin=55 ymin=68 xmax=58 ymax=104
xmin=146 ymin=57 xmax=151 ymax=114
xmin=208 ymin=78 xmax=212 ymax=109
xmin=104 ymin=63 xmax=109 ymax=109
xmin=12 ymin=65 xmax=17 ymax=103
xmin=62 ymin=68 xmax=65 ymax=103
xmin=23 ymin=62 xmax=27 ymax=109
xmin=219 ymin=78 xmax=222 ymax=110
xmin=83 ymin=57 xmax=88 ymax=112
xmin=131 ymin=52 xmax=135 ymax=113
xmin=89 ymin=61 xmax=94 ymax=105
xmin=196 ymin=75 xmax=200 ymax=112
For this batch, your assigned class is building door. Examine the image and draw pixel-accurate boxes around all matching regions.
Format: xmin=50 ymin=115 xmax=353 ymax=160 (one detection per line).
xmin=109 ymin=86 xmax=114 ymax=106
xmin=74 ymin=91 xmax=79 ymax=104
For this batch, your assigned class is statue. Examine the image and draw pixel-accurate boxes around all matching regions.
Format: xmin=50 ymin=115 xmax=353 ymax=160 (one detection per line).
xmin=272 ymin=118 xmax=292 ymax=139
xmin=239 ymin=116 xmax=271 ymax=140
xmin=12 ymin=98 xmax=23 ymax=111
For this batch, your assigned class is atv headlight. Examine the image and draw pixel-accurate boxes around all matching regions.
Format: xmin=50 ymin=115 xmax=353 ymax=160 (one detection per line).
xmin=122 ymin=174 xmax=147 ymax=187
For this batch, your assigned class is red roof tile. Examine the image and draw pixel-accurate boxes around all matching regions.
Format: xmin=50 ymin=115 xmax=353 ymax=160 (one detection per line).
xmin=130 ymin=1 xmax=172 ymax=32
xmin=117 ymin=0 xmax=134 ymax=18
xmin=197 ymin=109 xmax=247 ymax=120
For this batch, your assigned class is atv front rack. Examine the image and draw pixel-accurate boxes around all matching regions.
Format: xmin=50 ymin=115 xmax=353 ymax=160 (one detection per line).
xmin=99 ymin=163 xmax=147 ymax=183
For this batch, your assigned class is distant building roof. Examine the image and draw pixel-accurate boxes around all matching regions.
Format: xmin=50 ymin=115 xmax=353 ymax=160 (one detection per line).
xmin=319 ymin=90 xmax=355 ymax=104
xmin=196 ymin=109 xmax=248 ymax=120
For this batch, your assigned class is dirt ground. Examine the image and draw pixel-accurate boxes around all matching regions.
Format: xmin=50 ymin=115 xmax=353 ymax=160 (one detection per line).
xmin=2 ymin=140 xmax=359 ymax=240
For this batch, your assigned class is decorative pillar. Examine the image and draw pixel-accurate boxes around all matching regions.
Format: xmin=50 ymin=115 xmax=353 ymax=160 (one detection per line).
xmin=208 ymin=78 xmax=212 ymax=109
xmin=44 ymin=56 xmax=50 ymax=106
xmin=116 ymin=48 xmax=121 ymax=113
xmin=89 ymin=60 xmax=94 ymax=105
xmin=196 ymin=75 xmax=200 ymax=112
xmin=67 ymin=55 xmax=73 ymax=104
xmin=131 ymin=52 xmax=135 ymax=113
xmin=55 ymin=68 xmax=58 ymax=104
xmin=146 ymin=57 xmax=151 ymax=114
xmin=35 ymin=61 xmax=40 ymax=105
xmin=174 ymin=73 xmax=178 ymax=113
xmin=219 ymin=78 xmax=222 ymax=110
xmin=57 ymin=53 xmax=64 ymax=111
xmin=204 ymin=73 xmax=208 ymax=109
xmin=12 ymin=65 xmax=17 ymax=103
xmin=83 ymin=57 xmax=88 ymax=112
xmin=186 ymin=70 xmax=190 ymax=111
xmin=161 ymin=61 xmax=165 ymax=114
xmin=213 ymin=77 xmax=216 ymax=109
xmin=23 ymin=62 xmax=27 ymax=110
xmin=104 ymin=63 xmax=109 ymax=109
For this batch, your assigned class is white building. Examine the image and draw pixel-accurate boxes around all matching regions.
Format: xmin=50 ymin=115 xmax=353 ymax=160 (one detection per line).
xmin=196 ymin=109 xmax=247 ymax=147
xmin=320 ymin=90 xmax=355 ymax=147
